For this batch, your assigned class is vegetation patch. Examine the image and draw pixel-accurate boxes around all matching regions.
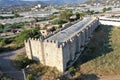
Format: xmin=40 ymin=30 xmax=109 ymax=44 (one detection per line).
xmin=70 ymin=25 xmax=120 ymax=79
xmin=13 ymin=55 xmax=35 ymax=69
xmin=0 ymin=27 xmax=41 ymax=53
xmin=27 ymin=63 xmax=61 ymax=80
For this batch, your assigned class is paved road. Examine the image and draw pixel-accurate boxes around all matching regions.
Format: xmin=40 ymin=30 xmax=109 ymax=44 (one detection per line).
xmin=0 ymin=48 xmax=25 ymax=80
xmin=100 ymin=76 xmax=120 ymax=80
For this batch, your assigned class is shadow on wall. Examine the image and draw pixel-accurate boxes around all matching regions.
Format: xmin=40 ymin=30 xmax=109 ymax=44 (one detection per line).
xmin=74 ymin=25 xmax=113 ymax=66
xmin=59 ymin=25 xmax=114 ymax=80
xmin=68 ymin=25 xmax=114 ymax=79
xmin=75 ymin=73 xmax=99 ymax=80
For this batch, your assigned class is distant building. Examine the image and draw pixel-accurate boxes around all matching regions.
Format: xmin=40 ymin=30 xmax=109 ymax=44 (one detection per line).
xmin=19 ymin=11 xmax=53 ymax=18
xmin=0 ymin=17 xmax=34 ymax=24
xmin=34 ymin=21 xmax=50 ymax=29
xmin=99 ymin=16 xmax=120 ymax=26
xmin=40 ymin=29 xmax=50 ymax=37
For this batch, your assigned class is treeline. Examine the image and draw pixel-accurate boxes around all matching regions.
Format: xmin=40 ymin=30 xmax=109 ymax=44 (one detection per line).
xmin=0 ymin=27 xmax=41 ymax=52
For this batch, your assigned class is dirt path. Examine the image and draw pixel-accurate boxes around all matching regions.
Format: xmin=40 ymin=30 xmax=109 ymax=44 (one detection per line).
xmin=99 ymin=76 xmax=120 ymax=80
xmin=0 ymin=48 xmax=25 ymax=80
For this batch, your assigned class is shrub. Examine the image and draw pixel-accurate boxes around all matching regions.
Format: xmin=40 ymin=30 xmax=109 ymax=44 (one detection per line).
xmin=26 ymin=74 xmax=35 ymax=80
xmin=27 ymin=63 xmax=61 ymax=79
xmin=59 ymin=10 xmax=73 ymax=21
xmin=68 ymin=66 xmax=75 ymax=72
xmin=1 ymin=77 xmax=12 ymax=80
xmin=0 ymin=38 xmax=14 ymax=46
xmin=15 ymin=55 xmax=34 ymax=69
xmin=52 ymin=19 xmax=67 ymax=25
xmin=15 ymin=27 xmax=40 ymax=47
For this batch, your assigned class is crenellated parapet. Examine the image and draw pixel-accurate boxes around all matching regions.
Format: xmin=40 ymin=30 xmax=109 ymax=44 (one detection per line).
xmin=43 ymin=23 xmax=73 ymax=39
xmin=44 ymin=39 xmax=58 ymax=43
xmin=44 ymin=17 xmax=99 ymax=47
xmin=59 ymin=35 xmax=77 ymax=48
xmin=24 ymin=37 xmax=43 ymax=44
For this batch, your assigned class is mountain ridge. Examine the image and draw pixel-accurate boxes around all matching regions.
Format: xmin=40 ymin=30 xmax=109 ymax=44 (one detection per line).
xmin=0 ymin=0 xmax=119 ymax=6
xmin=0 ymin=0 xmax=46 ymax=7
xmin=43 ymin=0 xmax=88 ymax=4
xmin=0 ymin=0 xmax=88 ymax=6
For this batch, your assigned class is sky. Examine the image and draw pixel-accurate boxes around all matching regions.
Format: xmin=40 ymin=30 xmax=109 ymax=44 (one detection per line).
xmin=22 ymin=0 xmax=48 ymax=1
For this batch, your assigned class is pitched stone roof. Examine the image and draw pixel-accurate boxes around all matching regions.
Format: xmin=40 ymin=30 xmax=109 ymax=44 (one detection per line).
xmin=45 ymin=17 xmax=95 ymax=44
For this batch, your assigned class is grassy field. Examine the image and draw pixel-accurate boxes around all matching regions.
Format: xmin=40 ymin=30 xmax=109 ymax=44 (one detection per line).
xmin=72 ymin=25 xmax=120 ymax=79
xmin=27 ymin=63 xmax=61 ymax=80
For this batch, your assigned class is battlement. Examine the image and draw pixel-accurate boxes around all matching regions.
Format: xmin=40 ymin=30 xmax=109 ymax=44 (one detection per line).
xmin=43 ymin=17 xmax=99 ymax=47
xmin=43 ymin=23 xmax=74 ymax=40
xmin=25 ymin=17 xmax=99 ymax=48
xmin=24 ymin=37 xmax=43 ymax=43
xmin=44 ymin=39 xmax=58 ymax=43
xmin=43 ymin=17 xmax=99 ymax=41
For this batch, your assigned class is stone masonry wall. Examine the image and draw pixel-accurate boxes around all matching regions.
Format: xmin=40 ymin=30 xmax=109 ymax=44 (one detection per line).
xmin=61 ymin=17 xmax=99 ymax=70
xmin=43 ymin=40 xmax=64 ymax=72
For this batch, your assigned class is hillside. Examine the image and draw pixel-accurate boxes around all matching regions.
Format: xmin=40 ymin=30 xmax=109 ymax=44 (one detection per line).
xmin=72 ymin=25 xmax=120 ymax=79
xmin=85 ymin=0 xmax=102 ymax=4
xmin=0 ymin=0 xmax=120 ymax=6
xmin=0 ymin=0 xmax=46 ymax=7
xmin=43 ymin=0 xmax=88 ymax=4
xmin=86 ymin=0 xmax=120 ymax=5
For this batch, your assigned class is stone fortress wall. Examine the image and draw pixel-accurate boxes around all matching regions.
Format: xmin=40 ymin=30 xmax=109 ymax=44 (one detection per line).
xmin=25 ymin=37 xmax=64 ymax=72
xmin=25 ymin=17 xmax=99 ymax=72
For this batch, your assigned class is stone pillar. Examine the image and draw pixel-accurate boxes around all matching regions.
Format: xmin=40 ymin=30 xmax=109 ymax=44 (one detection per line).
xmin=84 ymin=29 xmax=87 ymax=43
xmin=90 ymin=25 xmax=92 ymax=37
xmin=93 ymin=20 xmax=98 ymax=30
xmin=72 ymin=38 xmax=76 ymax=60
xmin=79 ymin=33 xmax=82 ymax=51
xmin=24 ymin=40 xmax=33 ymax=59
xmin=95 ymin=20 xmax=99 ymax=29
xmin=81 ymin=30 xmax=85 ymax=47
xmin=88 ymin=26 xmax=91 ymax=39
xmin=91 ymin=23 xmax=94 ymax=33
xmin=87 ymin=27 xmax=89 ymax=41
xmin=76 ymin=33 xmax=81 ymax=53
xmin=93 ymin=21 xmax=96 ymax=30
xmin=85 ymin=28 xmax=88 ymax=42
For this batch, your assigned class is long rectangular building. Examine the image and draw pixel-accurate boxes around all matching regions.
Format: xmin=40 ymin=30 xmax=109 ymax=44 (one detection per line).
xmin=25 ymin=17 xmax=99 ymax=72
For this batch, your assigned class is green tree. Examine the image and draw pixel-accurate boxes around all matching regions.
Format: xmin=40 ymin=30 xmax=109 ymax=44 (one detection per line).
xmin=1 ymin=77 xmax=12 ymax=80
xmin=52 ymin=19 xmax=67 ymax=25
xmin=14 ymin=13 xmax=20 ymax=17
xmin=50 ymin=27 xmax=56 ymax=32
xmin=59 ymin=10 xmax=73 ymax=21
xmin=86 ymin=10 xmax=94 ymax=15
xmin=76 ymin=12 xmax=80 ymax=19
xmin=15 ymin=55 xmax=33 ymax=68
xmin=79 ymin=13 xmax=84 ymax=19
xmin=0 ymin=39 xmax=6 ymax=46
xmin=34 ymin=18 xmax=39 ymax=22
xmin=0 ymin=38 xmax=13 ymax=46
xmin=76 ymin=12 xmax=84 ymax=19
xmin=48 ymin=14 xmax=57 ymax=20
xmin=103 ymin=7 xmax=111 ymax=13
xmin=108 ymin=7 xmax=112 ymax=11
xmin=15 ymin=28 xmax=40 ymax=47
xmin=26 ymin=74 xmax=35 ymax=80
xmin=103 ymin=8 xmax=107 ymax=13
xmin=0 ymin=23 xmax=4 ymax=29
